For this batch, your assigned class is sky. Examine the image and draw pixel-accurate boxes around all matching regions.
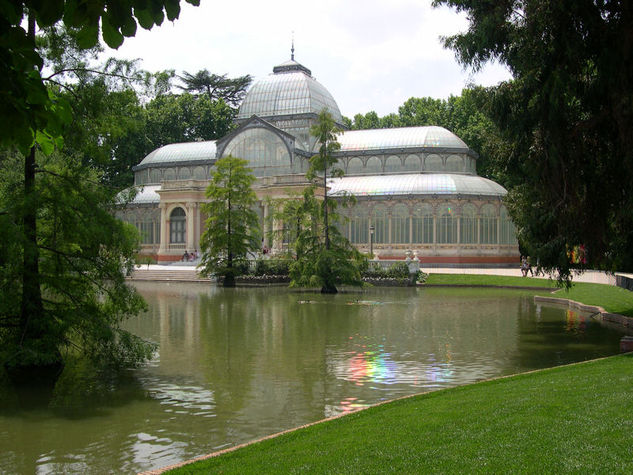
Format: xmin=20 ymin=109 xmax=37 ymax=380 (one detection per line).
xmin=110 ymin=0 xmax=511 ymax=118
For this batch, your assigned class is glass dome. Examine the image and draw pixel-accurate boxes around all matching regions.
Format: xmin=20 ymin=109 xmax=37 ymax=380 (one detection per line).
xmin=238 ymin=59 xmax=343 ymax=124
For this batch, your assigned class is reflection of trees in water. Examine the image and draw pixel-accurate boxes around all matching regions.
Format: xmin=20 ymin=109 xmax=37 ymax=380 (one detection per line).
xmin=511 ymin=299 xmax=623 ymax=370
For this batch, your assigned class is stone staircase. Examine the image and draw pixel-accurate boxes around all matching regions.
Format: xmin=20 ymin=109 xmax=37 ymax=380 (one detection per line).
xmin=128 ymin=267 xmax=212 ymax=282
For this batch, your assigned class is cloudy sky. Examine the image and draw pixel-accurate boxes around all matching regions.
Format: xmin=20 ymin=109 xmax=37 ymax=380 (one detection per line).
xmin=111 ymin=0 xmax=511 ymax=118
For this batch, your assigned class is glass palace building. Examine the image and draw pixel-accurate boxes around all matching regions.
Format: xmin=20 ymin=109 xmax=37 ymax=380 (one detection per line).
xmin=120 ymin=55 xmax=519 ymax=265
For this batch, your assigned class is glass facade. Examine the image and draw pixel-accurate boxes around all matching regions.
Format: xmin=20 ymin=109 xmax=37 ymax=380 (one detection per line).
xmin=391 ymin=204 xmax=410 ymax=244
xmin=480 ymin=204 xmax=498 ymax=244
xmin=223 ymin=128 xmax=292 ymax=177
xmin=412 ymin=204 xmax=434 ymax=244
xmin=460 ymin=204 xmax=478 ymax=244
xmin=437 ymin=205 xmax=457 ymax=244
xmin=500 ymin=206 xmax=517 ymax=244
xmin=372 ymin=204 xmax=388 ymax=244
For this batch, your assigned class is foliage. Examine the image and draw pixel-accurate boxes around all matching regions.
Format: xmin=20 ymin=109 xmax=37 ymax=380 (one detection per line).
xmin=434 ymin=0 xmax=633 ymax=276
xmin=144 ymin=93 xmax=236 ymax=148
xmin=361 ymin=261 xmax=427 ymax=284
xmin=287 ymin=110 xmax=367 ymax=293
xmin=0 ymin=150 xmax=154 ymax=368
xmin=178 ymin=70 xmax=252 ymax=107
xmin=253 ymin=259 xmax=292 ymax=277
xmin=0 ymin=0 xmax=200 ymax=155
xmin=199 ymin=156 xmax=261 ymax=287
xmin=34 ymin=26 xmax=236 ymax=189
xmin=288 ymin=186 xmax=366 ymax=293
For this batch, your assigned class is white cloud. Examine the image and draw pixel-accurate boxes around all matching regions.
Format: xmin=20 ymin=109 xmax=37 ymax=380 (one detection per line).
xmin=110 ymin=0 xmax=511 ymax=117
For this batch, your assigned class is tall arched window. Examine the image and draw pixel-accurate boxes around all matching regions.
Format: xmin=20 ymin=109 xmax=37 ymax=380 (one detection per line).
xmin=480 ymin=204 xmax=498 ymax=244
xmin=391 ymin=204 xmax=410 ymax=244
xmin=349 ymin=203 xmax=369 ymax=244
xmin=437 ymin=205 xmax=457 ymax=244
xmin=412 ymin=204 xmax=434 ymax=243
xmin=372 ymin=204 xmax=388 ymax=244
xmin=500 ymin=206 xmax=517 ymax=244
xmin=460 ymin=204 xmax=477 ymax=244
xmin=170 ymin=207 xmax=186 ymax=244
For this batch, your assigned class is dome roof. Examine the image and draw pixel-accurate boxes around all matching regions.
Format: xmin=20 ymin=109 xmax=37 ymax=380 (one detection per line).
xmin=328 ymin=173 xmax=506 ymax=197
xmin=134 ymin=141 xmax=217 ymax=170
xmin=237 ymin=59 xmax=343 ymax=123
xmin=338 ymin=126 xmax=470 ymax=152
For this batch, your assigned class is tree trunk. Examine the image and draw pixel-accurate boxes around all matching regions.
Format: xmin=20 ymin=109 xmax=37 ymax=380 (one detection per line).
xmin=17 ymin=13 xmax=49 ymax=366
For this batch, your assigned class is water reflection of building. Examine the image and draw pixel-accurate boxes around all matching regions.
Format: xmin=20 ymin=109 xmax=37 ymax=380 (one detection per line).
xmin=133 ymin=286 xmax=523 ymax=424
xmin=118 ymin=53 xmax=519 ymax=265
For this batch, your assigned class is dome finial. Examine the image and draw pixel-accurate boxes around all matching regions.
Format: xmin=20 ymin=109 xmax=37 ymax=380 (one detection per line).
xmin=291 ymin=31 xmax=295 ymax=61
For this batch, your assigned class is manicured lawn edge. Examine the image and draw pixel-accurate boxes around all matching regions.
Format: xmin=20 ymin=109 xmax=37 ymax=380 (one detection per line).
xmin=153 ymin=354 xmax=633 ymax=474
xmin=424 ymin=273 xmax=633 ymax=318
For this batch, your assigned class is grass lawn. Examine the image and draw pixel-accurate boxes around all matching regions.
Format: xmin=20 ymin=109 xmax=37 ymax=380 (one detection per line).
xmin=425 ymin=274 xmax=633 ymax=317
xmin=169 ymin=354 xmax=633 ymax=474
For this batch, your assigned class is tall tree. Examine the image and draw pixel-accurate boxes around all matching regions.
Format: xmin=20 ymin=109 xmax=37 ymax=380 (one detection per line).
xmin=434 ymin=0 xmax=633 ymax=277
xmin=1 ymin=150 xmax=153 ymax=369
xmin=178 ymin=70 xmax=252 ymax=108
xmin=289 ymin=110 xmax=366 ymax=294
xmin=199 ymin=156 xmax=261 ymax=288
xmin=0 ymin=0 xmax=199 ymax=372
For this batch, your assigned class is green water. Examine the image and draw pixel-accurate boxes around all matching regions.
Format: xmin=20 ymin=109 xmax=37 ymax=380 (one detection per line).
xmin=0 ymin=283 xmax=624 ymax=473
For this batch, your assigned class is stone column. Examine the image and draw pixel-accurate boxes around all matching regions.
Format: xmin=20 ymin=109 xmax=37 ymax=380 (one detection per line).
xmin=186 ymin=202 xmax=195 ymax=252
xmin=158 ymin=203 xmax=169 ymax=254
xmin=262 ymin=203 xmax=270 ymax=249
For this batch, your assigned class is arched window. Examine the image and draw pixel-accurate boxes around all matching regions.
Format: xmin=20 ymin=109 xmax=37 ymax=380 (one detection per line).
xmin=500 ymin=206 xmax=517 ymax=244
xmin=364 ymin=156 xmax=382 ymax=174
xmin=178 ymin=167 xmax=192 ymax=180
xmin=223 ymin=127 xmax=291 ymax=177
xmin=412 ymin=203 xmax=434 ymax=243
xmin=372 ymin=204 xmax=388 ymax=244
xmin=403 ymin=154 xmax=421 ymax=172
xmin=480 ymin=204 xmax=498 ymax=244
xmin=346 ymin=157 xmax=363 ymax=175
xmin=384 ymin=156 xmax=401 ymax=173
xmin=349 ymin=203 xmax=369 ymax=244
xmin=193 ymin=166 xmax=207 ymax=179
xmin=460 ymin=204 xmax=477 ymax=244
xmin=391 ymin=204 xmax=410 ymax=244
xmin=150 ymin=169 xmax=162 ymax=183
xmin=163 ymin=168 xmax=176 ymax=181
xmin=437 ymin=204 xmax=457 ymax=244
xmin=424 ymin=154 xmax=443 ymax=172
xmin=170 ymin=207 xmax=186 ymax=244
xmin=446 ymin=155 xmax=464 ymax=173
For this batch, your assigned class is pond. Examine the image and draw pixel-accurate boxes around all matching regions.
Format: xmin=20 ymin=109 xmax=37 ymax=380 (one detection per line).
xmin=0 ymin=282 xmax=625 ymax=473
